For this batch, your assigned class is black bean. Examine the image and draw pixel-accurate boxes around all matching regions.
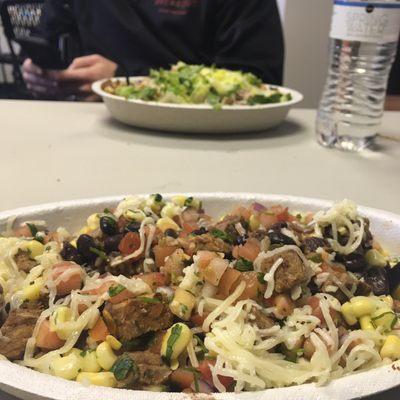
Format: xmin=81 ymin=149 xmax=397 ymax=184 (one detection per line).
xmin=165 ymin=229 xmax=178 ymax=238
xmin=124 ymin=222 xmax=141 ymax=233
xmin=104 ymin=234 xmax=123 ymax=254
xmin=60 ymin=241 xmax=85 ymax=264
xmin=302 ymin=237 xmax=328 ymax=254
xmin=336 ymin=253 xmax=366 ymax=272
xmin=387 ymin=262 xmax=400 ymax=292
xmin=364 ymin=267 xmax=390 ymax=296
xmin=267 ymin=230 xmax=296 ymax=246
xmin=100 ymin=215 xmax=118 ymax=235
xmin=77 ymin=234 xmax=98 ymax=262
xmin=235 ymin=235 xmax=248 ymax=246
xmin=268 ymin=222 xmax=288 ymax=232
xmin=308 ymin=279 xmax=319 ymax=295
xmin=191 ymin=227 xmax=208 ymax=236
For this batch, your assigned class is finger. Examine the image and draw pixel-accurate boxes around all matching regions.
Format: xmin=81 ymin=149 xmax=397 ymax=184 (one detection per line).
xmin=68 ymin=54 xmax=101 ymax=70
xmin=26 ymin=82 xmax=57 ymax=95
xmin=22 ymin=58 xmax=43 ymax=76
xmin=47 ymin=68 xmax=91 ymax=82
xmin=23 ymin=72 xmax=57 ymax=88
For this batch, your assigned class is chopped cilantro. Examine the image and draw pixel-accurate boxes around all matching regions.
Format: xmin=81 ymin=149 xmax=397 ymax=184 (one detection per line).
xmin=211 ymin=229 xmax=233 ymax=244
xmin=163 ymin=324 xmax=183 ymax=364
xmin=80 ymin=349 xmax=95 ymax=357
xmin=307 ymin=254 xmax=323 ymax=263
xmin=152 ymin=193 xmax=163 ymax=202
xmin=193 ymin=335 xmax=208 ymax=360
xmin=89 ymin=247 xmax=108 ymax=261
xmin=235 ymin=257 xmax=253 ymax=272
xmin=184 ymin=197 xmax=194 ymax=207
xmin=257 ymin=272 xmax=266 ymax=284
xmin=182 ymin=367 xmax=200 ymax=392
xmin=136 ymin=296 xmax=161 ymax=304
xmin=111 ymin=354 xmax=138 ymax=381
xmin=26 ymin=223 xmax=38 ymax=237
xmin=108 ymin=284 xmax=126 ymax=297
xmin=180 ymin=304 xmax=189 ymax=315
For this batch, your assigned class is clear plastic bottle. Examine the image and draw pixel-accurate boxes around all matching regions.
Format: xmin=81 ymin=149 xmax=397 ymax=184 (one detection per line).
xmin=316 ymin=0 xmax=400 ymax=151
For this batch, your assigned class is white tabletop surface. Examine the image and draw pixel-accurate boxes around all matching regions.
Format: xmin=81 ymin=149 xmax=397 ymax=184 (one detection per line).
xmin=0 ymin=100 xmax=400 ymax=214
xmin=0 ymin=100 xmax=399 ymax=400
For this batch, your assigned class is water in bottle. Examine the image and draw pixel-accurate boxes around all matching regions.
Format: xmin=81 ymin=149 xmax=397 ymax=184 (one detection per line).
xmin=316 ymin=0 xmax=400 ymax=151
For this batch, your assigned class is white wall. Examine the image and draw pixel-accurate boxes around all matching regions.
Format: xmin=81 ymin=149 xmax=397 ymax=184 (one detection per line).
xmin=0 ymin=21 xmax=13 ymax=83
xmin=277 ymin=0 xmax=287 ymax=22
xmin=283 ymin=0 xmax=333 ymax=108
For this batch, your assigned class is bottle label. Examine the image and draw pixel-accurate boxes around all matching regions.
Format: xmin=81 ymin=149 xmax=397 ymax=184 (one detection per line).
xmin=330 ymin=1 xmax=400 ymax=43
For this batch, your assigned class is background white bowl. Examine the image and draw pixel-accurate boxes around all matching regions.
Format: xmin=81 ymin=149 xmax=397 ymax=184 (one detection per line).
xmin=0 ymin=193 xmax=399 ymax=400
xmin=92 ymin=79 xmax=303 ymax=134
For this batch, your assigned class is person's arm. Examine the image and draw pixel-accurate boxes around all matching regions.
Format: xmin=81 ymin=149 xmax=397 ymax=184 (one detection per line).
xmin=214 ymin=0 xmax=284 ymax=85
xmin=23 ymin=1 xmax=117 ymax=100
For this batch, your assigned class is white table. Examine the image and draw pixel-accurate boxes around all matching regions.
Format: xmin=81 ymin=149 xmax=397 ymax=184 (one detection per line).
xmin=0 ymin=100 xmax=399 ymax=400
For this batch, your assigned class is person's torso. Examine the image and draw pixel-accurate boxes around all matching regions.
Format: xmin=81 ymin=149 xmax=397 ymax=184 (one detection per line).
xmin=72 ymin=0 xmax=216 ymax=74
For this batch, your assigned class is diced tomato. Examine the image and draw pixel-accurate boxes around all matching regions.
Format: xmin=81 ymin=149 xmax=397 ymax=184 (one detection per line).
xmin=190 ymin=312 xmax=210 ymax=327
xmin=216 ymin=268 xmax=241 ymax=299
xmin=51 ymin=261 xmax=83 ymax=296
xmin=82 ymin=280 xmax=114 ymax=296
xmin=78 ymin=303 xmax=88 ymax=314
xmin=203 ymin=258 xmax=229 ymax=286
xmin=14 ymin=224 xmax=32 ymax=237
xmin=231 ymin=206 xmax=251 ymax=220
xmin=117 ymin=216 xmax=128 ymax=231
xmin=118 ymin=232 xmax=141 ymax=256
xmin=36 ymin=319 xmax=65 ymax=350
xmin=197 ymin=250 xmax=217 ymax=270
xmin=139 ymin=272 xmax=169 ymax=290
xmin=182 ymin=221 xmax=199 ymax=234
xmin=181 ymin=208 xmax=200 ymax=223
xmin=259 ymin=213 xmax=278 ymax=229
xmin=271 ymin=206 xmax=289 ymax=222
xmin=170 ymin=369 xmax=195 ymax=390
xmin=198 ymin=360 xmax=234 ymax=390
xmin=232 ymin=272 xmax=263 ymax=301
xmin=307 ymin=296 xmax=338 ymax=324
xmin=108 ymin=288 xmax=135 ymax=304
xmin=153 ymin=245 xmax=178 ymax=268
xmin=232 ymin=238 xmax=260 ymax=262
xmin=89 ymin=317 xmax=109 ymax=342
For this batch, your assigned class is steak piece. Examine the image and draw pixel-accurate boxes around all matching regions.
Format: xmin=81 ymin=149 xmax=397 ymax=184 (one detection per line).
xmin=178 ymin=233 xmax=231 ymax=256
xmin=260 ymin=250 xmax=306 ymax=293
xmin=129 ymin=351 xmax=171 ymax=387
xmin=104 ymin=298 xmax=173 ymax=341
xmin=250 ymin=307 xmax=275 ymax=330
xmin=0 ymin=303 xmax=42 ymax=360
xmin=14 ymin=250 xmax=37 ymax=273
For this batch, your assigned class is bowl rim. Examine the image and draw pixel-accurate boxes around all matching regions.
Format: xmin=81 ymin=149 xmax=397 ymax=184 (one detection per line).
xmin=91 ymin=77 xmax=304 ymax=111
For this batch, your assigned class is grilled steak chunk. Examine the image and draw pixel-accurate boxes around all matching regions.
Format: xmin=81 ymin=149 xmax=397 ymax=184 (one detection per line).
xmin=104 ymin=298 xmax=173 ymax=341
xmin=129 ymin=351 xmax=171 ymax=387
xmin=14 ymin=250 xmax=37 ymax=273
xmin=260 ymin=250 xmax=306 ymax=293
xmin=0 ymin=303 xmax=42 ymax=360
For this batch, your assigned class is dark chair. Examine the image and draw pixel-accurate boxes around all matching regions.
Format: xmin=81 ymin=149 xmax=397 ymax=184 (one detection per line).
xmin=0 ymin=0 xmax=44 ymax=97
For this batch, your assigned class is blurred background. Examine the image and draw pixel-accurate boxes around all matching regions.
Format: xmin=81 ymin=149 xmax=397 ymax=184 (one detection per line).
xmin=0 ymin=0 xmax=398 ymax=108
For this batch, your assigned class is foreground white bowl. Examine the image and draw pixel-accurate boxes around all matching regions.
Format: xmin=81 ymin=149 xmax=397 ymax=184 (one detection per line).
xmin=0 ymin=193 xmax=399 ymax=400
xmin=92 ymin=78 xmax=303 ymax=133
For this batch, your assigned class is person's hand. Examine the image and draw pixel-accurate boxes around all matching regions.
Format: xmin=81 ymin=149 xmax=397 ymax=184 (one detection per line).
xmin=23 ymin=54 xmax=118 ymax=101
xmin=22 ymin=58 xmax=58 ymax=98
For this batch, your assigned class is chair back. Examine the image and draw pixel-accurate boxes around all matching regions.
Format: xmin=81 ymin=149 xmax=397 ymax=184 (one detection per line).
xmin=1 ymin=0 xmax=44 ymax=42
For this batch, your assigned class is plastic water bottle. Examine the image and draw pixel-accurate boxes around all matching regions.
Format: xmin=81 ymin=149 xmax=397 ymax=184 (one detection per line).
xmin=316 ymin=0 xmax=400 ymax=151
